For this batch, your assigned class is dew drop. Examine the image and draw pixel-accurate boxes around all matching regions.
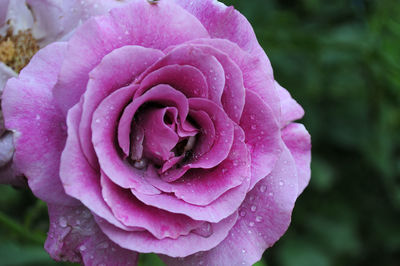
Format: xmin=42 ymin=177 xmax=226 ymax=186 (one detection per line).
xmin=134 ymin=159 xmax=147 ymax=169
xmin=79 ymin=245 xmax=86 ymax=251
xmin=239 ymin=210 xmax=246 ymax=217
xmin=249 ymin=221 xmax=255 ymax=227
xmin=256 ymin=216 xmax=263 ymax=222
xmin=241 ymin=249 xmax=246 ymax=254
xmin=260 ymin=185 xmax=267 ymax=192
xmin=251 ymin=124 xmax=257 ymax=130
xmin=250 ymin=114 xmax=255 ymax=120
xmin=35 ymin=114 xmax=40 ymax=120
xmin=59 ymin=217 xmax=67 ymax=228
xmin=279 ymin=180 xmax=284 ymax=186
xmin=249 ymin=195 xmax=255 ymax=201
xmin=250 ymin=205 xmax=257 ymax=212
xmin=95 ymin=118 xmax=100 ymax=123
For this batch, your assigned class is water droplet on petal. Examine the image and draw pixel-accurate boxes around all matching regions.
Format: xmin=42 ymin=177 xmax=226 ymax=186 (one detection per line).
xmin=250 ymin=205 xmax=257 ymax=212
xmin=59 ymin=217 xmax=67 ymax=228
xmin=279 ymin=180 xmax=284 ymax=186
xmin=260 ymin=185 xmax=267 ymax=192
xmin=256 ymin=216 xmax=263 ymax=222
xmin=250 ymin=114 xmax=255 ymax=120
xmin=251 ymin=124 xmax=257 ymax=130
xmin=239 ymin=210 xmax=246 ymax=217
xmin=79 ymin=245 xmax=86 ymax=251
xmin=249 ymin=221 xmax=254 ymax=227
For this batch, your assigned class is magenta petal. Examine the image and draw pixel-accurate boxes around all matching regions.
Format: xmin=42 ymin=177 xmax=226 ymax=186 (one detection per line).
xmin=276 ymin=82 xmax=305 ymax=127
xmin=240 ymin=90 xmax=282 ymax=190
xmin=146 ymin=126 xmax=250 ymax=206
xmin=162 ymin=145 xmax=299 ymax=266
xmin=140 ymin=44 xmax=225 ymax=105
xmin=174 ymin=0 xmax=270 ymax=64
xmin=95 ymin=211 xmax=238 ymax=257
xmin=53 ymin=0 xmax=209 ymax=113
xmin=187 ymin=98 xmax=234 ymax=169
xmin=80 ymin=45 xmax=164 ymax=167
xmin=61 ymin=102 xmax=138 ymax=231
xmin=101 ymin=174 xmax=202 ymax=240
xmin=282 ymin=123 xmax=311 ymax=195
xmin=91 ymin=86 xmax=160 ymax=195
xmin=139 ymin=108 xmax=179 ymax=163
xmin=178 ymin=44 xmax=246 ymax=123
xmin=45 ymin=204 xmax=138 ymax=265
xmin=187 ymin=38 xmax=280 ymax=120
xmin=2 ymin=42 xmax=76 ymax=205
xmin=117 ymin=84 xmax=189 ymax=159
xmin=132 ymin=176 xmax=250 ymax=223
xmin=138 ymin=64 xmax=209 ymax=98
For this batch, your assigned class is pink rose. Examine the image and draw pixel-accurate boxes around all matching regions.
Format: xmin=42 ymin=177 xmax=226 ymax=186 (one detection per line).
xmin=2 ymin=0 xmax=311 ymax=265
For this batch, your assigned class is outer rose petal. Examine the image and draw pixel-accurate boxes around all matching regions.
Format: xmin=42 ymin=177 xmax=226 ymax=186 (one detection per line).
xmin=2 ymin=42 xmax=77 ymax=205
xmin=276 ymin=82 xmax=305 ymax=128
xmin=187 ymin=38 xmax=280 ymax=121
xmin=45 ymin=204 xmax=138 ymax=265
xmin=61 ymin=101 xmax=141 ymax=231
xmin=79 ymin=45 xmax=164 ymax=167
xmin=240 ymin=90 xmax=282 ymax=190
xmin=53 ymin=0 xmax=209 ymax=113
xmin=174 ymin=0 xmax=271 ymax=63
xmin=95 ymin=211 xmax=238 ymax=257
xmin=282 ymin=123 xmax=311 ymax=195
xmin=26 ymin=0 xmax=133 ymax=46
xmin=162 ymin=145 xmax=300 ymax=266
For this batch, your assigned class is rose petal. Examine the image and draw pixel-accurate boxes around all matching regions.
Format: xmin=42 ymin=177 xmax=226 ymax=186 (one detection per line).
xmin=164 ymin=43 xmax=246 ymax=123
xmin=282 ymin=123 xmax=311 ymax=195
xmin=117 ymin=84 xmax=189 ymax=160
xmin=27 ymin=0 xmax=133 ymax=46
xmin=79 ymin=45 xmax=164 ymax=167
xmin=136 ymin=108 xmax=179 ymax=164
xmin=45 ymin=204 xmax=138 ymax=265
xmin=276 ymin=81 xmax=305 ymax=127
xmin=61 ymin=101 xmax=139 ymax=231
xmin=53 ymin=0 xmax=209 ymax=113
xmin=174 ymin=0 xmax=270 ymax=66
xmin=187 ymin=38 xmax=280 ymax=120
xmin=2 ymin=42 xmax=76 ymax=205
xmin=162 ymin=144 xmax=299 ymax=266
xmin=137 ymin=64 xmax=209 ymax=98
xmin=139 ymin=44 xmax=225 ymax=105
xmin=101 ymin=173 xmax=203 ymax=240
xmin=91 ymin=86 xmax=160 ymax=195
xmin=146 ymin=125 xmax=250 ymax=206
xmin=132 ymin=174 xmax=251 ymax=223
xmin=95 ymin=211 xmax=238 ymax=257
xmin=240 ymin=90 xmax=282 ymax=190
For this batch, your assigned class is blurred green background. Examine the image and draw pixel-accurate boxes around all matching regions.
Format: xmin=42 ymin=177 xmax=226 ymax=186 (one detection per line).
xmin=1 ymin=0 xmax=399 ymax=265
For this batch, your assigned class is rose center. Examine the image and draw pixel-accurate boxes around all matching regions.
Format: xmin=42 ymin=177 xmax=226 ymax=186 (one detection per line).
xmin=129 ymin=105 xmax=198 ymax=175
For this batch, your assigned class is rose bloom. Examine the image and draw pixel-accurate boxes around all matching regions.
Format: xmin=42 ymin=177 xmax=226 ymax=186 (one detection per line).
xmin=1 ymin=0 xmax=311 ymax=265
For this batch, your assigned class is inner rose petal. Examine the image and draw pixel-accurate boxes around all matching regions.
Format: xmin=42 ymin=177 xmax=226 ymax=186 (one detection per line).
xmin=117 ymin=84 xmax=189 ymax=158
xmin=100 ymin=173 xmax=203 ymax=240
xmin=137 ymin=44 xmax=225 ymax=105
xmin=135 ymin=64 xmax=208 ymax=99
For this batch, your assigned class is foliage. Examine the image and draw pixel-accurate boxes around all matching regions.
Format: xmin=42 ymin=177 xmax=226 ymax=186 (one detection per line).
xmin=0 ymin=0 xmax=399 ymax=265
